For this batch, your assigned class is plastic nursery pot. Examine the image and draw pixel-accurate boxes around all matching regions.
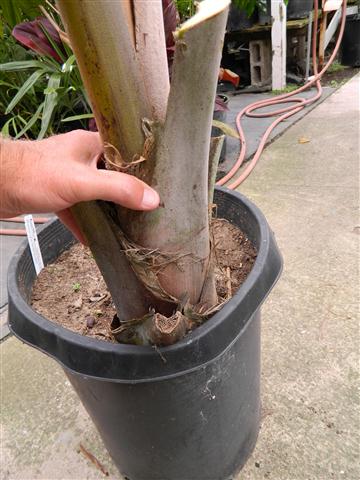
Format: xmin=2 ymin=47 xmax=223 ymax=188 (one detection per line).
xmin=258 ymin=0 xmax=272 ymax=26
xmin=8 ymin=187 xmax=282 ymax=480
xmin=340 ymin=14 xmax=360 ymax=67
xmin=287 ymin=0 xmax=314 ymax=20
xmin=226 ymin=4 xmax=257 ymax=32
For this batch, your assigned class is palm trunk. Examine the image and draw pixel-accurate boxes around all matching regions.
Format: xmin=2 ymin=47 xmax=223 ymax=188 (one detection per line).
xmin=123 ymin=3 xmax=229 ymax=305
xmin=57 ymin=0 xmax=230 ymax=341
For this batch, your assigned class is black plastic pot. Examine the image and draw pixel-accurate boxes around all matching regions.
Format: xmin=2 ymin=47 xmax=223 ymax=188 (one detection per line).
xmin=226 ymin=4 xmax=256 ymax=32
xmin=8 ymin=188 xmax=282 ymax=480
xmin=212 ymin=94 xmax=229 ymax=163
xmin=258 ymin=0 xmax=272 ymax=26
xmin=340 ymin=14 xmax=360 ymax=67
xmin=287 ymin=0 xmax=313 ymax=20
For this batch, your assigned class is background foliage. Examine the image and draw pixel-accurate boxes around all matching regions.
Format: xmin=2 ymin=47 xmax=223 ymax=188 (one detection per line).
xmin=1 ymin=0 xmax=240 ymax=139
xmin=0 ymin=0 xmax=90 ymax=138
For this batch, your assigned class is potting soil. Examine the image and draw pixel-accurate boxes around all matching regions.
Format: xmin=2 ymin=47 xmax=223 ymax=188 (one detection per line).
xmin=31 ymin=218 xmax=257 ymax=343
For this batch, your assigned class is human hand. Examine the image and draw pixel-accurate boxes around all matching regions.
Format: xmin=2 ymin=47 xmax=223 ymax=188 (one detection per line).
xmin=0 ymin=130 xmax=160 ymax=242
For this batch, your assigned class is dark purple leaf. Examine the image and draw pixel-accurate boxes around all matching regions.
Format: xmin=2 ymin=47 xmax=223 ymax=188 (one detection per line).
xmin=12 ymin=17 xmax=64 ymax=62
xmin=88 ymin=118 xmax=98 ymax=132
xmin=214 ymin=95 xmax=229 ymax=112
xmin=162 ymin=0 xmax=178 ymax=48
xmin=162 ymin=0 xmax=179 ymax=68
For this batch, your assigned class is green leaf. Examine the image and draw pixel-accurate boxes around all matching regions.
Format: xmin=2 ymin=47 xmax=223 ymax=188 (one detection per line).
xmin=16 ymin=115 xmax=28 ymax=127
xmin=39 ymin=22 xmax=67 ymax=63
xmin=63 ymin=41 xmax=73 ymax=59
xmin=5 ymin=69 xmax=44 ymax=114
xmin=29 ymin=55 xmax=59 ymax=75
xmin=0 ymin=80 xmax=15 ymax=88
xmin=232 ymin=0 xmax=257 ymax=17
xmin=1 ymin=116 xmax=13 ymax=137
xmin=61 ymin=113 xmax=94 ymax=122
xmin=0 ymin=60 xmax=46 ymax=71
xmin=19 ymin=0 xmax=46 ymax=21
xmin=11 ymin=117 xmax=19 ymax=135
xmin=0 ymin=0 xmax=22 ymax=29
xmin=44 ymin=86 xmax=57 ymax=95
xmin=212 ymin=120 xmax=239 ymax=139
xmin=38 ymin=73 xmax=61 ymax=139
xmin=0 ymin=0 xmax=45 ymax=28
xmin=61 ymin=54 xmax=77 ymax=73
xmin=15 ymin=102 xmax=44 ymax=139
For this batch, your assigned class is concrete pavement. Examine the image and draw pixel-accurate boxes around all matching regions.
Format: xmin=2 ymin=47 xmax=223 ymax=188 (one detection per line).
xmin=239 ymin=73 xmax=359 ymax=480
xmin=1 ymin=74 xmax=359 ymax=480
xmin=0 ymin=222 xmax=24 ymax=308
xmin=219 ymin=86 xmax=334 ymax=178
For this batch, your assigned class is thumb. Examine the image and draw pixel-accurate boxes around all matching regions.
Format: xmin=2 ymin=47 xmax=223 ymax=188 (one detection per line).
xmin=79 ymin=169 xmax=160 ymax=211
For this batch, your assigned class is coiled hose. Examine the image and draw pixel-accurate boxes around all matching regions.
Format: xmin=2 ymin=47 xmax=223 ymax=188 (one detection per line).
xmin=217 ymin=0 xmax=348 ymax=190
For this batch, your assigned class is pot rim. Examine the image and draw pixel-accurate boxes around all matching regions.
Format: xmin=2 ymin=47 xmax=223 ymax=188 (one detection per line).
xmin=7 ymin=187 xmax=282 ymax=382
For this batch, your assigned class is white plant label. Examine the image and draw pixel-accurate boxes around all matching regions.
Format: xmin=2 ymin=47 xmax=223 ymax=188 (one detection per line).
xmin=24 ymin=215 xmax=44 ymax=275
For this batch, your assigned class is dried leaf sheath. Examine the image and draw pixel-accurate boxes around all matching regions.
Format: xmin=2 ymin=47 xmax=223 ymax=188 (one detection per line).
xmin=124 ymin=2 xmax=230 ymax=305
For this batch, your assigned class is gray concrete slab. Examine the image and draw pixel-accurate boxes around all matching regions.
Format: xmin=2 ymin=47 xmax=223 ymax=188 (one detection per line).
xmin=1 ymin=336 xmax=117 ymax=480
xmin=238 ymin=73 xmax=360 ymax=480
xmin=0 ymin=306 xmax=10 ymax=340
xmin=1 ymin=75 xmax=359 ymax=480
xmin=220 ymin=86 xmax=335 ymax=178
xmin=0 ymin=222 xmax=24 ymax=307
xmin=0 ymin=216 xmax=54 ymax=307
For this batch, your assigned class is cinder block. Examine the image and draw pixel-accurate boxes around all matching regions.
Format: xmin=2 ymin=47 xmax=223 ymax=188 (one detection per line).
xmin=249 ymin=39 xmax=272 ymax=87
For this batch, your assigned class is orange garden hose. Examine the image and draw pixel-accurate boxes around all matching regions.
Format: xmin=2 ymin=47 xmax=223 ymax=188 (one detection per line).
xmin=217 ymin=0 xmax=348 ymax=190
xmin=1 ymin=216 xmax=49 ymax=223
xmin=0 ymin=217 xmax=49 ymax=236
xmin=0 ymin=229 xmax=27 ymax=236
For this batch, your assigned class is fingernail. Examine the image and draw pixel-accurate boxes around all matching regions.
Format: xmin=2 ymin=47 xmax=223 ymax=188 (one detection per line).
xmin=141 ymin=187 xmax=160 ymax=209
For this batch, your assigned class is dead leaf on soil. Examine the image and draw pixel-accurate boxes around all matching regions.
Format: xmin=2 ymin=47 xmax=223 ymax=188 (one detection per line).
xmin=89 ymin=293 xmax=107 ymax=303
xmin=73 ymin=295 xmax=83 ymax=309
xmin=298 ymin=136 xmax=311 ymax=144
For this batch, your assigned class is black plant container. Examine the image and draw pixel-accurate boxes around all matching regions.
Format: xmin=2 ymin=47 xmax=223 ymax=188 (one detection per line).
xmin=258 ymin=0 xmax=272 ymax=26
xmin=8 ymin=188 xmax=282 ymax=480
xmin=340 ymin=14 xmax=360 ymax=67
xmin=226 ymin=4 xmax=257 ymax=32
xmin=287 ymin=0 xmax=314 ymax=20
